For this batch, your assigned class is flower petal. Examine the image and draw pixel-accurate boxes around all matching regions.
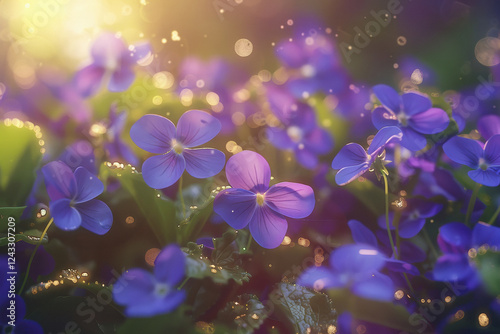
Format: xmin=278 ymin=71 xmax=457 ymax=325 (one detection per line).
xmin=472 ymin=222 xmax=500 ymax=248
xmin=303 ymin=127 xmax=334 ymax=154
xmin=112 ymin=268 xmax=156 ymax=306
xmin=351 ymin=273 xmax=394 ymax=301
xmin=73 ymin=64 xmax=105 ymax=98
xmin=130 ymin=115 xmax=176 ymax=154
xmin=348 ymin=220 xmax=378 ymax=248
xmin=433 ymin=254 xmax=472 ymax=281
xmin=371 ymin=107 xmax=398 ymax=129
xmin=154 ymin=244 xmax=186 ymax=286
xmin=443 ymin=136 xmax=482 ymax=168
xmin=385 ymin=259 xmax=420 ymax=275
xmin=249 ymin=206 xmax=288 ymax=249
xmin=265 ymin=182 xmax=315 ymax=218
xmin=478 ymin=115 xmax=500 ymax=141
xmin=176 ymin=110 xmax=221 ymax=147
xmin=125 ymin=290 xmax=185 ymax=317
xmin=42 ymin=161 xmax=77 ymax=201
xmin=297 ymin=267 xmax=342 ymax=289
xmin=399 ymin=218 xmax=426 ymax=238
xmin=330 ymin=244 xmax=386 ymax=274
xmin=484 ymin=134 xmax=500 ymax=165
xmin=50 ymin=198 xmax=81 ymax=231
xmin=400 ymin=127 xmax=428 ymax=152
xmin=335 ymin=164 xmax=369 ymax=186
xmin=108 ymin=66 xmax=135 ymax=92
xmin=91 ymin=32 xmax=128 ymax=66
xmin=468 ymin=169 xmax=500 ymax=187
xmin=332 ymin=143 xmax=368 ymax=169
xmin=183 ymin=148 xmax=225 ymax=178
xmin=142 ymin=151 xmax=186 ymax=189
xmin=401 ymin=92 xmax=432 ymax=116
xmin=408 ymin=108 xmax=449 ymax=134
xmin=295 ymin=147 xmax=319 ymax=169
xmin=130 ymin=41 xmax=152 ymax=63
xmin=438 ymin=222 xmax=471 ymax=253
xmin=367 ymin=126 xmax=403 ymax=155
xmin=225 ymin=150 xmax=271 ymax=193
xmin=75 ymin=199 xmax=113 ymax=235
xmin=266 ymin=127 xmax=295 ymax=150
xmin=214 ymin=188 xmax=257 ymax=229
xmin=73 ymin=167 xmax=104 ymax=203
xmin=373 ymin=84 xmax=401 ymax=113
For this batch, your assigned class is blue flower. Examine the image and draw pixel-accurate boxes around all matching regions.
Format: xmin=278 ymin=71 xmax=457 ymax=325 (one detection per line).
xmin=371 ymin=85 xmax=449 ymax=151
xmin=331 ymin=126 xmax=403 ymax=185
xmin=266 ymin=85 xmax=333 ymax=169
xmin=104 ymin=104 xmax=139 ymax=166
xmin=113 ymin=244 xmax=186 ymax=317
xmin=443 ymin=134 xmax=500 ymax=186
xmin=42 ymin=161 xmax=113 ymax=234
xmin=298 ymin=244 xmax=395 ymax=301
xmin=130 ymin=110 xmax=226 ymax=189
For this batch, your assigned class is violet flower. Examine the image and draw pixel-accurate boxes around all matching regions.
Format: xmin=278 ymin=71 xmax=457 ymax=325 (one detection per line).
xmin=113 ymin=244 xmax=186 ymax=317
xmin=371 ymin=85 xmax=449 ymax=151
xmin=213 ymin=150 xmax=315 ymax=249
xmin=42 ymin=161 xmax=113 ymax=234
xmin=130 ymin=110 xmax=226 ymax=189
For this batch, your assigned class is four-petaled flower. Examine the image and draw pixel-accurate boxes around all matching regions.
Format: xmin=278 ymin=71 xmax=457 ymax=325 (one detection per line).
xmin=130 ymin=110 xmax=226 ymax=189
xmin=113 ymin=244 xmax=186 ymax=317
xmin=371 ymin=85 xmax=449 ymax=151
xmin=73 ymin=32 xmax=151 ymax=97
xmin=331 ymin=126 xmax=403 ymax=185
xmin=213 ymin=150 xmax=315 ymax=249
xmin=443 ymin=134 xmax=500 ymax=186
xmin=42 ymin=161 xmax=113 ymax=235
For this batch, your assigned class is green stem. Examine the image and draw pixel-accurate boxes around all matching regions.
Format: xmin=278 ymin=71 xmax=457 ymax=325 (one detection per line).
xmin=423 ymin=228 xmax=439 ymax=260
xmin=178 ymin=176 xmax=186 ymax=219
xmin=19 ymin=218 xmax=53 ymax=294
xmin=393 ymin=211 xmax=402 ymax=260
xmin=488 ymin=205 xmax=500 ymax=225
xmin=465 ymin=182 xmax=480 ymax=226
xmin=245 ymin=234 xmax=253 ymax=252
xmin=177 ymin=277 xmax=189 ymax=290
xmin=382 ymin=173 xmax=398 ymax=259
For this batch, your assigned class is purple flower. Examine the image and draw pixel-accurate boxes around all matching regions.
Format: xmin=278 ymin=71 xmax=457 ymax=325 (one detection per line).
xmin=73 ymin=32 xmax=151 ymax=97
xmin=266 ymin=85 xmax=333 ymax=169
xmin=433 ymin=222 xmax=500 ymax=288
xmin=331 ymin=126 xmax=403 ymax=185
xmin=478 ymin=114 xmax=500 ymax=141
xmin=377 ymin=197 xmax=443 ymax=239
xmin=298 ymin=244 xmax=395 ymax=301
xmin=371 ymin=85 xmax=449 ymax=151
xmin=113 ymin=244 xmax=186 ymax=317
xmin=42 ymin=161 xmax=113 ymax=234
xmin=104 ymin=105 xmax=138 ymax=166
xmin=213 ymin=150 xmax=315 ymax=249
xmin=443 ymin=134 xmax=500 ymax=186
xmin=130 ymin=110 xmax=225 ymax=189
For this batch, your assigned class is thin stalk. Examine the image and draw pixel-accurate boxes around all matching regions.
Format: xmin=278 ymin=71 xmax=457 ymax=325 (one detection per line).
xmin=465 ymin=182 xmax=480 ymax=226
xmin=488 ymin=205 xmax=500 ymax=225
xmin=178 ymin=176 xmax=186 ymax=219
xmin=177 ymin=277 xmax=189 ymax=290
xmin=19 ymin=218 xmax=53 ymax=294
xmin=245 ymin=234 xmax=253 ymax=252
xmin=382 ymin=173 xmax=398 ymax=259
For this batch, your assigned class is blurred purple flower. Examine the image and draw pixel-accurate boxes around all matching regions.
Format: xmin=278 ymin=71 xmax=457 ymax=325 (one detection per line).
xmin=377 ymin=197 xmax=443 ymax=239
xmin=213 ymin=150 xmax=315 ymax=249
xmin=104 ymin=105 xmax=138 ymax=166
xmin=113 ymin=244 xmax=186 ymax=317
xmin=443 ymin=134 xmax=500 ymax=186
xmin=42 ymin=161 xmax=113 ymax=234
xmin=331 ymin=126 xmax=403 ymax=185
xmin=372 ymin=85 xmax=449 ymax=151
xmin=130 ymin=110 xmax=225 ymax=189
xmin=58 ymin=140 xmax=97 ymax=175
xmin=73 ymin=32 xmax=151 ymax=97
xmin=298 ymin=244 xmax=395 ymax=301
xmin=266 ymin=85 xmax=333 ymax=169
xmin=477 ymin=114 xmax=500 ymax=141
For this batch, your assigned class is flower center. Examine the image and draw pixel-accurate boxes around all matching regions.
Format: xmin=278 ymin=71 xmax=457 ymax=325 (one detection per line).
xmin=287 ymin=126 xmax=303 ymax=143
xmin=154 ymin=283 xmax=170 ymax=297
xmin=171 ymin=139 xmax=184 ymax=154
xmin=478 ymin=157 xmax=489 ymax=171
xmin=397 ymin=112 xmax=409 ymax=126
xmin=256 ymin=193 xmax=265 ymax=206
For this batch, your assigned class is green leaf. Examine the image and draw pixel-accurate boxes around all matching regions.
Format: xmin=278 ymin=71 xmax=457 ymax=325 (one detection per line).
xmin=0 ymin=206 xmax=26 ymax=233
xmin=118 ymin=309 xmax=200 ymax=334
xmin=100 ymin=164 xmax=177 ymax=245
xmin=183 ymin=240 xmax=251 ymax=285
xmin=343 ymin=178 xmax=393 ymax=216
xmin=178 ymin=195 xmax=215 ymax=245
xmin=217 ymin=294 xmax=268 ymax=334
xmin=475 ymin=250 xmax=500 ymax=296
xmin=0 ymin=122 xmax=43 ymax=207
xmin=0 ymin=228 xmax=49 ymax=246
xmin=273 ymin=283 xmax=337 ymax=333
xmin=328 ymin=289 xmax=417 ymax=333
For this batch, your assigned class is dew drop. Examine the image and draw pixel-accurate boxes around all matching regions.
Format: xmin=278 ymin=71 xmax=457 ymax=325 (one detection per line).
xmin=234 ymin=38 xmax=253 ymax=57
xmin=397 ymin=36 xmax=407 ymax=46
